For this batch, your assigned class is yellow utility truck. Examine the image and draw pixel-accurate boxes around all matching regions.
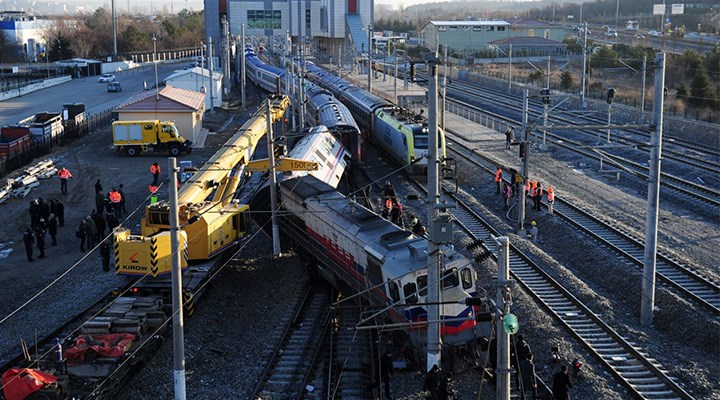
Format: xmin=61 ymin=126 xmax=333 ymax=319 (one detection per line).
xmin=112 ymin=120 xmax=193 ymax=156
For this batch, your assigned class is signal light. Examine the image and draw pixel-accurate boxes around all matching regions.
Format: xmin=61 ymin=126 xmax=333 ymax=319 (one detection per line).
xmin=132 ymin=287 xmax=138 ymax=293
xmin=606 ymin=87 xmax=616 ymax=104
xmin=541 ymin=88 xmax=551 ymax=105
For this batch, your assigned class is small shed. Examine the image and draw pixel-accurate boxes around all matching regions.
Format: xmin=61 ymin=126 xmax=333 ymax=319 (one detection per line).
xmin=163 ymin=67 xmax=223 ymax=110
xmin=114 ymin=86 xmax=205 ymax=144
xmin=488 ymin=37 xmax=568 ymax=57
xmin=54 ymin=58 xmax=102 ymax=77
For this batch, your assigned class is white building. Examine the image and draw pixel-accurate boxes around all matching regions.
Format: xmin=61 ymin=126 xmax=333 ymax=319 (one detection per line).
xmin=0 ymin=11 xmax=51 ymax=61
xmin=164 ymin=67 xmax=224 ymax=110
xmin=223 ymin=0 xmax=373 ymax=59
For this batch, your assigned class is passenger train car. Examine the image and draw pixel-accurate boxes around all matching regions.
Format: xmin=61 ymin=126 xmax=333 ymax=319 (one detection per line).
xmin=249 ymin=125 xmax=351 ymax=233
xmin=303 ymin=62 xmax=447 ymax=174
xmin=269 ymin=174 xmax=491 ymax=348
xmin=243 ymin=47 xmax=361 ymax=162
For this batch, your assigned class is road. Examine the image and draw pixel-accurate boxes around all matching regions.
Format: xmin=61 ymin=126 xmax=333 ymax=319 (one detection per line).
xmin=0 ymin=62 xmax=190 ymax=127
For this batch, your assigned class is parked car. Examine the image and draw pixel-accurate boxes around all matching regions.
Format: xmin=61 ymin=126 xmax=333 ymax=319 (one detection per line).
xmin=98 ymin=73 xmax=116 ymax=83
xmin=107 ymin=81 xmax=122 ymax=92
xmin=606 ymin=30 xmax=618 ymax=37
xmin=648 ymin=30 xmax=661 ymax=37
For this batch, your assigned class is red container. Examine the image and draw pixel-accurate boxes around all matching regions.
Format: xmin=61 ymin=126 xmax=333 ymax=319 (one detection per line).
xmin=0 ymin=126 xmax=31 ymax=141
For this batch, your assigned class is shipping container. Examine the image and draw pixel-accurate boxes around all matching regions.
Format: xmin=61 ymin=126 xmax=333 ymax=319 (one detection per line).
xmin=18 ymin=112 xmax=64 ymax=142
xmin=0 ymin=127 xmax=33 ymax=158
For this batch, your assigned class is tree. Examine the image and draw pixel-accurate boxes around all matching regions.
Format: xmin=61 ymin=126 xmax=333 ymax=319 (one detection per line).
xmin=705 ymin=44 xmax=720 ymax=81
xmin=676 ymin=82 xmax=689 ymax=100
xmin=560 ymin=71 xmax=574 ymax=90
xmin=689 ymin=69 xmax=716 ymax=108
xmin=0 ymin=29 xmax=23 ymax=62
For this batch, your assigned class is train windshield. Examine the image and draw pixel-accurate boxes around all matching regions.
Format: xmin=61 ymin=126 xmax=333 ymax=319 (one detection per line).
xmin=442 ymin=268 xmax=459 ymax=289
xmin=412 ymin=126 xmax=428 ymax=149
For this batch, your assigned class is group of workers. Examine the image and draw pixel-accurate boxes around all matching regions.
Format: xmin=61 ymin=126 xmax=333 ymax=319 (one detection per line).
xmin=495 ymin=167 xmax=555 ymax=214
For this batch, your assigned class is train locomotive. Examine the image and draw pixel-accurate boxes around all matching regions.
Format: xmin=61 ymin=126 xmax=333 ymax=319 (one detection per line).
xmin=303 ymin=62 xmax=447 ymax=174
xmin=270 ymin=174 xmax=491 ymax=350
xmin=244 ymin=47 xmax=362 ymax=162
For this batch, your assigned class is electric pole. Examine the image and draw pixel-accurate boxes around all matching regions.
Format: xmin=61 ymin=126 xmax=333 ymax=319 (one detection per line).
xmin=639 ymin=55 xmax=647 ymax=124
xmin=641 ymin=52 xmax=665 ymax=326
xmin=367 ymin=24 xmax=372 ymax=93
xmin=580 ymin=22 xmax=588 ymax=109
xmin=168 ymin=157 xmax=187 ymax=400
xmin=426 ymin=54 xmax=442 ymax=372
xmin=241 ymin=25 xmax=246 ymax=110
xmin=267 ymin=99 xmax=281 ymax=256
xmin=111 ymin=0 xmax=118 ymax=60
xmin=496 ymin=236 xmax=511 ymax=400
xmin=208 ymin=37 xmax=215 ymax=112
xmin=517 ymin=90 xmax=529 ymax=235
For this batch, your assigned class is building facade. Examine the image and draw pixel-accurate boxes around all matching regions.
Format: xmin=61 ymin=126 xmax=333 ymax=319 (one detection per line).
xmin=164 ymin=67 xmax=224 ymax=110
xmin=421 ymin=19 xmax=565 ymax=54
xmin=0 ymin=11 xmax=51 ymax=61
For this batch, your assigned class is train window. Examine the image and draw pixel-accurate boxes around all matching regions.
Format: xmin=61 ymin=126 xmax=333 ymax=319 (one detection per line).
xmin=388 ymin=280 xmax=400 ymax=303
xmin=461 ymin=268 xmax=473 ymax=290
xmin=417 ymin=275 xmax=428 ymax=296
xmin=403 ymin=282 xmax=419 ymax=304
xmin=442 ymin=268 xmax=459 ymax=289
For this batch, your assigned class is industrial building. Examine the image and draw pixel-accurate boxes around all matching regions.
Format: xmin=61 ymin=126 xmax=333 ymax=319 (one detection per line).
xmin=421 ymin=18 xmax=566 ymax=54
xmin=0 ymin=11 xmax=50 ymax=62
xmin=205 ymin=0 xmax=374 ymax=63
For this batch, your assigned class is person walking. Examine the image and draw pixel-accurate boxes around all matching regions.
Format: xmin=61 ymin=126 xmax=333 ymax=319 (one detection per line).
xmin=533 ymin=182 xmax=543 ymax=211
xmin=23 ymin=227 xmax=35 ymax=262
xmin=380 ymin=351 xmax=393 ymax=398
xmin=57 ymin=167 xmax=73 ymax=194
xmin=93 ymin=212 xmax=106 ymax=242
xmin=47 ymin=214 xmax=58 ymax=246
xmin=77 ymin=220 xmax=87 ymax=252
xmin=94 ymin=179 xmax=103 ymax=194
xmin=502 ymin=182 xmax=512 ymax=210
xmin=519 ymin=353 xmax=537 ymax=400
xmin=505 ymin=126 xmax=515 ymax=149
xmin=118 ymin=184 xmax=127 ymax=214
xmin=55 ymin=200 xmax=65 ymax=227
xmin=390 ymin=200 xmax=404 ymax=227
xmin=100 ymin=241 xmax=111 ymax=272
xmin=547 ymin=185 xmax=555 ymax=215
xmin=95 ymin=189 xmax=105 ymax=215
xmin=151 ymin=162 xmax=161 ymax=186
xmin=423 ymin=365 xmax=440 ymax=400
xmin=84 ymin=216 xmax=97 ymax=250
xmin=35 ymin=226 xmax=46 ymax=259
xmin=109 ymin=188 xmax=122 ymax=219
xmin=552 ymin=365 xmax=573 ymax=400
xmin=495 ymin=168 xmax=503 ymax=194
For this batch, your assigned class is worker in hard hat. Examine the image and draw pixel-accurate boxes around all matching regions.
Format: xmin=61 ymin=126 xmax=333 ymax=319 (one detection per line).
xmin=530 ymin=220 xmax=538 ymax=241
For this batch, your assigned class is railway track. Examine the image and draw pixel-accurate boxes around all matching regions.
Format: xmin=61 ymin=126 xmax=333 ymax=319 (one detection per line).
xmin=251 ymin=284 xmax=332 ymax=400
xmin=447 ymin=134 xmax=720 ymax=314
xmin=444 ymin=96 xmax=720 ymax=208
xmin=446 ymin=79 xmax=720 ymax=177
xmin=401 ymin=174 xmax=695 ymax=400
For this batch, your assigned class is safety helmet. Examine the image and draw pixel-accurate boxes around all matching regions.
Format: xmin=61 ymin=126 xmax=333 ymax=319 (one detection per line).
xmin=531 ymin=221 xmax=536 ymax=226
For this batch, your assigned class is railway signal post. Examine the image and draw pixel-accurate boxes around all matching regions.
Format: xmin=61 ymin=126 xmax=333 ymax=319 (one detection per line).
xmin=516 ymin=90 xmax=530 ymax=236
xmin=241 ymin=24 xmax=246 ymax=110
xmin=495 ymin=236 xmax=513 ymax=400
xmin=267 ymin=99 xmax=281 ymax=257
xmin=168 ymin=157 xmax=187 ymax=400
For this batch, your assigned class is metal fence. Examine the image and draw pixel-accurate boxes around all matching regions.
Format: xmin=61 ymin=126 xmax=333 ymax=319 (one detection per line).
xmin=0 ymin=109 xmax=114 ymax=178
xmin=0 ymin=71 xmax=62 ymax=94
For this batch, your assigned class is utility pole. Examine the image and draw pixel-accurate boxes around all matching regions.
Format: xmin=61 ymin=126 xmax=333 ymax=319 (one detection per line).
xmin=153 ymin=35 xmax=159 ymax=101
xmin=580 ymin=22 xmax=588 ymax=109
xmin=496 ymin=236 xmax=511 ymax=400
xmin=267 ymin=99 xmax=281 ymax=256
xmin=641 ymin=52 xmax=665 ymax=326
xmin=290 ymin=49 xmax=297 ymax=130
xmin=615 ymin=0 xmax=620 ymax=30
xmin=367 ymin=24 xmax=372 ymax=93
xmin=441 ymin=45 xmax=448 ymax=131
xmin=517 ymin=90 xmax=529 ymax=235
xmin=394 ymin=44 xmax=398 ymax=103
xmin=639 ymin=55 xmax=647 ymax=123
xmin=111 ymin=0 xmax=118 ymax=60
xmin=208 ymin=37 xmax=215 ymax=112
xmin=607 ymin=102 xmax=613 ymax=142
xmin=426 ymin=54 xmax=442 ymax=372
xmin=222 ymin=16 xmax=231 ymax=96
xmin=241 ymin=25 xmax=246 ymax=110
xmin=541 ymin=56 xmax=550 ymax=150
xmin=298 ymin=45 xmax=306 ymax=130
xmin=168 ymin=157 xmax=187 ymax=400
xmin=508 ymin=44 xmax=512 ymax=92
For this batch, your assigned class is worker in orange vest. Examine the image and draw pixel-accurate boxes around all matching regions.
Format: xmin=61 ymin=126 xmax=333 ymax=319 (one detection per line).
xmin=495 ymin=168 xmax=503 ymax=194
xmin=108 ymin=188 xmax=122 ymax=219
xmin=57 ymin=167 xmax=73 ymax=194
xmin=151 ymin=162 xmax=161 ymax=185
xmin=533 ymin=182 xmax=543 ymax=211
xmin=547 ymin=186 xmax=555 ymax=215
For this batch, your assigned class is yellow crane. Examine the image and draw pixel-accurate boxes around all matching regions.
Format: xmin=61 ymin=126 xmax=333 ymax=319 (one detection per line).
xmin=114 ymin=95 xmax=291 ymax=277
